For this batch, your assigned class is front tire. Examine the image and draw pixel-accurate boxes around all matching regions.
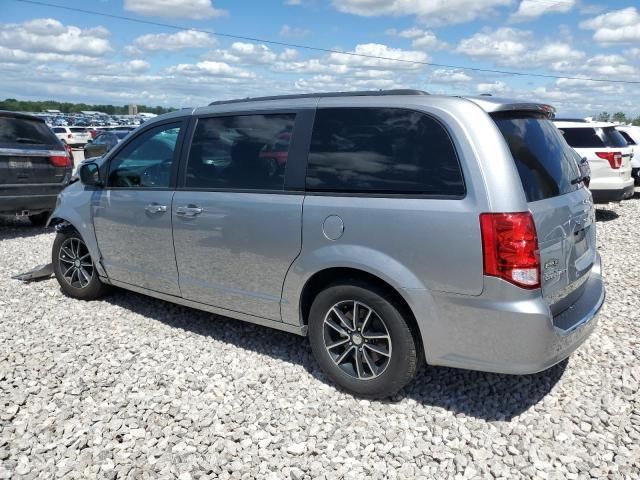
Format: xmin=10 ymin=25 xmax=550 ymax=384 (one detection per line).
xmin=308 ymin=281 xmax=419 ymax=398
xmin=52 ymin=230 xmax=110 ymax=300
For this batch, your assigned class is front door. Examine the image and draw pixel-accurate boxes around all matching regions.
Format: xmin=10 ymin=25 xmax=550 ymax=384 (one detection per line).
xmin=93 ymin=121 xmax=185 ymax=295
xmin=172 ymin=113 xmax=304 ymax=320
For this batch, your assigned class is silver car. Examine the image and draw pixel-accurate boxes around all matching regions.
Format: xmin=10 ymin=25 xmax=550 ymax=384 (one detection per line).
xmin=48 ymin=90 xmax=605 ymax=398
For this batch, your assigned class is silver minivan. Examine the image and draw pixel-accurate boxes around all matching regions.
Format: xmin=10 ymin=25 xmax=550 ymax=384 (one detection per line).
xmin=49 ymin=90 xmax=605 ymax=398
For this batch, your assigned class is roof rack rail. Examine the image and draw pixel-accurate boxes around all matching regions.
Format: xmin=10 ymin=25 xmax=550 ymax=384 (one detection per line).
xmin=208 ymin=89 xmax=429 ymax=106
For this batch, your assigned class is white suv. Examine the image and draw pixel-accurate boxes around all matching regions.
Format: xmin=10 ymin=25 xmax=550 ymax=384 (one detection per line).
xmin=554 ymin=121 xmax=634 ymax=203
xmin=51 ymin=127 xmax=91 ymax=147
xmin=616 ymin=125 xmax=640 ymax=184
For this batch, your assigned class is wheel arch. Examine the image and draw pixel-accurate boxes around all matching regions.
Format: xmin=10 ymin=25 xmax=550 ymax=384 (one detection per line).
xmin=298 ymin=267 xmax=424 ymax=360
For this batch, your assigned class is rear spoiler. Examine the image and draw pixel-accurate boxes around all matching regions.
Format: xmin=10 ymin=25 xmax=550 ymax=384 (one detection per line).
xmin=462 ymin=97 xmax=556 ymax=119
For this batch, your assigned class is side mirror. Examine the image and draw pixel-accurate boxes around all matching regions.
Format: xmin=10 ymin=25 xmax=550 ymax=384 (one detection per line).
xmin=79 ymin=162 xmax=103 ymax=187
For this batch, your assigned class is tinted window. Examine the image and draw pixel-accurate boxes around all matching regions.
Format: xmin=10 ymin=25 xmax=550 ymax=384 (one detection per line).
xmin=493 ymin=115 xmax=581 ymax=202
xmin=186 ymin=114 xmax=295 ymax=190
xmin=0 ymin=117 xmax=60 ymax=145
xmin=559 ymin=127 xmax=604 ymax=148
xmin=602 ymin=127 xmax=628 ymax=148
xmin=70 ymin=127 xmax=87 ymax=133
xmin=306 ymin=108 xmax=464 ymax=196
xmin=108 ymin=123 xmax=181 ymax=188
xmin=618 ymin=131 xmax=636 ymax=145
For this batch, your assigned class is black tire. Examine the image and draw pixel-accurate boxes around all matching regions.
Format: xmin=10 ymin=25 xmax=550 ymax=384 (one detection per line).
xmin=29 ymin=211 xmax=50 ymax=226
xmin=308 ymin=281 xmax=419 ymax=399
xmin=52 ymin=230 xmax=110 ymax=300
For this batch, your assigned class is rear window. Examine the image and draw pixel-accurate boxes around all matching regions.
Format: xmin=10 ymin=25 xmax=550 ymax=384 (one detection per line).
xmin=70 ymin=127 xmax=87 ymax=133
xmin=602 ymin=127 xmax=628 ymax=148
xmin=0 ymin=116 xmax=60 ymax=145
xmin=306 ymin=107 xmax=465 ymax=196
xmin=492 ymin=114 xmax=581 ymax=202
xmin=618 ymin=131 xmax=636 ymax=145
xmin=559 ymin=126 xmax=628 ymax=148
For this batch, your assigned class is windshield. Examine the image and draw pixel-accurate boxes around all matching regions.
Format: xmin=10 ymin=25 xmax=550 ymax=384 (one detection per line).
xmin=492 ymin=114 xmax=581 ymax=202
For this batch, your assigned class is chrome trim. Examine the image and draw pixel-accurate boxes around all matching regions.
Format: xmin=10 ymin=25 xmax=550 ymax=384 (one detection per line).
xmin=0 ymin=148 xmax=66 ymax=157
xmin=104 ymin=278 xmax=308 ymax=336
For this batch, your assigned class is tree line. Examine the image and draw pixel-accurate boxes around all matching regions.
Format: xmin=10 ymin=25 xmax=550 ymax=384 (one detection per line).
xmin=595 ymin=112 xmax=640 ymax=125
xmin=0 ymin=98 xmax=175 ymax=115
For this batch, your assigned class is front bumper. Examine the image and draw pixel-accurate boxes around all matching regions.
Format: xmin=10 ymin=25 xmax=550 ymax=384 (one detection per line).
xmin=418 ymin=254 xmax=604 ymax=375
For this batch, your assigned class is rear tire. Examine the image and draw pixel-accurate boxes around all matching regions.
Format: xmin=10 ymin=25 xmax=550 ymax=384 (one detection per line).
xmin=52 ymin=230 xmax=110 ymax=300
xmin=29 ymin=211 xmax=50 ymax=226
xmin=308 ymin=281 xmax=419 ymax=398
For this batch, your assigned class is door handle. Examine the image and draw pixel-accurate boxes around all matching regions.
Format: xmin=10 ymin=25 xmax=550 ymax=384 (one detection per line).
xmin=145 ymin=203 xmax=167 ymax=213
xmin=176 ymin=205 xmax=203 ymax=217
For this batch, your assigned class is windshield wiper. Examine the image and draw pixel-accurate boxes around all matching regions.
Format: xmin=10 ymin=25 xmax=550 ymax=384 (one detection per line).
xmin=571 ymin=175 xmax=589 ymax=185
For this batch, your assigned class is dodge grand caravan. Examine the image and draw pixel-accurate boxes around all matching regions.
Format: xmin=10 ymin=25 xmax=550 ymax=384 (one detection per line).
xmin=48 ymin=91 xmax=605 ymax=398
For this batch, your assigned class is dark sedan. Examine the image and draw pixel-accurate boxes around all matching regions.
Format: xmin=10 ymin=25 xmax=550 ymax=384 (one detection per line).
xmin=83 ymin=130 xmax=131 ymax=160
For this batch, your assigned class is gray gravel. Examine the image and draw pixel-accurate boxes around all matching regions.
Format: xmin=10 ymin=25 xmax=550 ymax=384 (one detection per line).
xmin=1 ymin=194 xmax=639 ymax=479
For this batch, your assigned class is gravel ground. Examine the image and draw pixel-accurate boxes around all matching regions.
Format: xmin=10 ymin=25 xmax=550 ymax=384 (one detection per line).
xmin=1 ymin=194 xmax=639 ymax=479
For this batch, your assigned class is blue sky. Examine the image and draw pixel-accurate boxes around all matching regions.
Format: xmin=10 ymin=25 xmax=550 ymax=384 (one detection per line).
xmin=1 ymin=0 xmax=639 ymax=116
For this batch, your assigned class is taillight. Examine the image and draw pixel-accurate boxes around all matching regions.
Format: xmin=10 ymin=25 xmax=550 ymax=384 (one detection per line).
xmin=480 ymin=212 xmax=540 ymax=289
xmin=49 ymin=154 xmax=72 ymax=168
xmin=596 ymin=151 xmax=622 ymax=169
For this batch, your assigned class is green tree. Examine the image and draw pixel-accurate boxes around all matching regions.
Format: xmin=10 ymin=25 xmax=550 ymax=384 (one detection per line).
xmin=596 ymin=111 xmax=610 ymax=122
xmin=611 ymin=112 xmax=627 ymax=123
xmin=633 ymin=117 xmax=640 ymax=126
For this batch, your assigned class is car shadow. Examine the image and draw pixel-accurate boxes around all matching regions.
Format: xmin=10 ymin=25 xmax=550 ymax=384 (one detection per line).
xmin=0 ymin=216 xmax=50 ymax=241
xmin=102 ymin=288 xmax=565 ymax=421
xmin=595 ymin=208 xmax=619 ymax=222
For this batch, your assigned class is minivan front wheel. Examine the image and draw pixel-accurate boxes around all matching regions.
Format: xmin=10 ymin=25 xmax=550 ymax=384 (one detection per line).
xmin=52 ymin=231 xmax=110 ymax=300
xmin=308 ymin=282 xmax=419 ymax=398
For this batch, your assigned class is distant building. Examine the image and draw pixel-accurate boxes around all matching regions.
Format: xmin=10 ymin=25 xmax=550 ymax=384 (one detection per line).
xmin=45 ymin=109 xmax=61 ymax=113
xmin=128 ymin=104 xmax=138 ymax=115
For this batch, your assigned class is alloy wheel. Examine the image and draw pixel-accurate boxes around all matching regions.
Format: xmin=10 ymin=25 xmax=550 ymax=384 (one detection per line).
xmin=58 ymin=237 xmax=94 ymax=289
xmin=322 ymin=300 xmax=392 ymax=380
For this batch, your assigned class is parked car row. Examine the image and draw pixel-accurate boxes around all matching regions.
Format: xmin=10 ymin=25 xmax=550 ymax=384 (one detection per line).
xmin=45 ymin=90 xmax=605 ymax=398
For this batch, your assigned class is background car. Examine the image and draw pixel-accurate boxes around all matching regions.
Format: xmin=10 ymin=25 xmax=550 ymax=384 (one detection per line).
xmin=0 ymin=110 xmax=72 ymax=225
xmin=554 ymin=120 xmax=634 ymax=203
xmin=83 ymin=130 xmax=131 ymax=160
xmin=615 ymin=125 xmax=640 ymax=184
xmin=51 ymin=126 xmax=91 ymax=147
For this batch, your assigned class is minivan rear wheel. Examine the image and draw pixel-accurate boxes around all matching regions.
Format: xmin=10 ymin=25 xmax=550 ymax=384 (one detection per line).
xmin=52 ymin=230 xmax=110 ymax=300
xmin=308 ymin=281 xmax=419 ymax=398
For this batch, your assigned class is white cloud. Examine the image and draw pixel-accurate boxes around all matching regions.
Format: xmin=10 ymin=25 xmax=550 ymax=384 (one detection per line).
xmin=124 ymin=0 xmax=226 ymax=19
xmin=580 ymin=7 xmax=640 ymax=44
xmin=429 ymin=69 xmax=472 ymax=83
xmin=510 ymin=0 xmax=576 ymax=22
xmin=131 ymin=30 xmax=215 ymax=52
xmin=279 ymin=24 xmax=310 ymax=38
xmin=332 ymin=0 xmax=513 ymax=26
xmin=166 ymin=61 xmax=256 ymax=79
xmin=389 ymin=27 xmax=448 ymax=50
xmin=0 ymin=18 xmax=112 ymax=57
xmin=476 ymin=81 xmax=508 ymax=94
xmin=327 ymin=43 xmax=429 ymax=69
xmin=456 ymin=27 xmax=529 ymax=57
xmin=205 ymin=42 xmax=299 ymax=65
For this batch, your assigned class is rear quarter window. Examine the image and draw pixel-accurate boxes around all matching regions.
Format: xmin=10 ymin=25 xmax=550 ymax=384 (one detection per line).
xmin=305 ymin=107 xmax=465 ymax=196
xmin=493 ymin=115 xmax=581 ymax=202
xmin=0 ymin=116 xmax=60 ymax=145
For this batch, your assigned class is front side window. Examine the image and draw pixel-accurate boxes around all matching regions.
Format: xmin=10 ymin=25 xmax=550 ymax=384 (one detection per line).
xmin=305 ymin=108 xmax=464 ymax=196
xmin=186 ymin=114 xmax=295 ymax=190
xmin=107 ymin=123 xmax=181 ymax=188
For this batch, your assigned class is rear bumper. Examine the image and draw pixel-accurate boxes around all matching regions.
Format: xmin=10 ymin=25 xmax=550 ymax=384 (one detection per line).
xmin=0 ymin=187 xmax=63 ymax=215
xmin=418 ymin=254 xmax=604 ymax=375
xmin=591 ymin=184 xmax=635 ymax=203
